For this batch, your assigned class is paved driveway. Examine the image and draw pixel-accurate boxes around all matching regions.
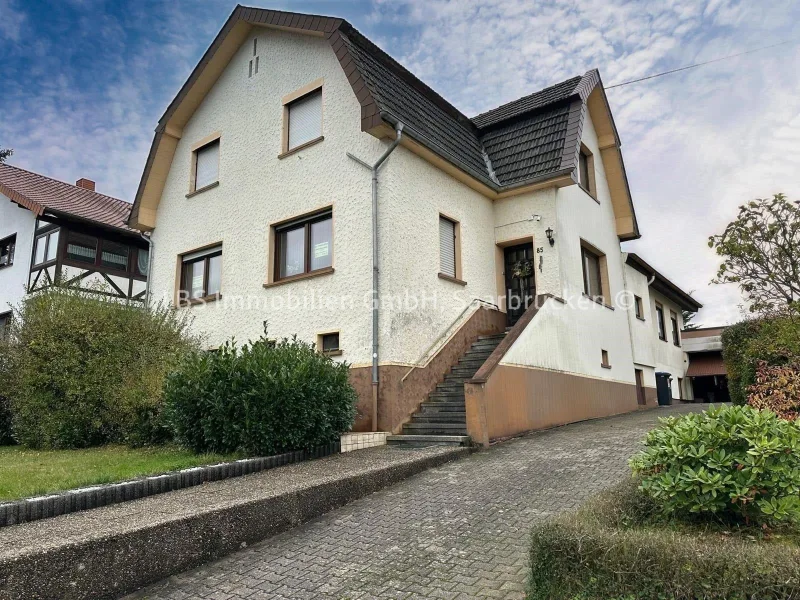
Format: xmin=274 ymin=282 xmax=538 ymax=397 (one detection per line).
xmin=129 ymin=404 xmax=700 ymax=600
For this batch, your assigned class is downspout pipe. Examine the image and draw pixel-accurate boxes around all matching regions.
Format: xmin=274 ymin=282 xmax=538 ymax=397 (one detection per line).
xmin=139 ymin=232 xmax=154 ymax=307
xmin=347 ymin=122 xmax=405 ymax=431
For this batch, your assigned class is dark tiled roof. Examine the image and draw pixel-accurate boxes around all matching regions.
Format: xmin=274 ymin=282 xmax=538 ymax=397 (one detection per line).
xmin=480 ymin=102 xmax=574 ymax=185
xmin=0 ymin=163 xmax=135 ymax=232
xmin=472 ymin=76 xmax=583 ymax=129
xmin=340 ymin=29 xmax=491 ymax=185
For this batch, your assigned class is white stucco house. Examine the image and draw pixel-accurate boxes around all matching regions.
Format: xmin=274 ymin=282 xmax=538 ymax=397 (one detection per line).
xmin=128 ymin=6 xmax=701 ymax=445
xmin=0 ymin=164 xmax=149 ymax=336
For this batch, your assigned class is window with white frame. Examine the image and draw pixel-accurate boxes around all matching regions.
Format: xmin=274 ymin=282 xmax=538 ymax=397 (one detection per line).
xmin=33 ymin=229 xmax=59 ymax=266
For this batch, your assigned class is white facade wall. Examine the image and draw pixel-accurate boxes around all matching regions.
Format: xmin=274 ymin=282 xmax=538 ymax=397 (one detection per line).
xmin=650 ymin=289 xmax=690 ymax=399
xmin=500 ymin=111 xmax=635 ymax=386
xmin=0 ymin=194 xmax=36 ymax=314
xmin=149 ymin=28 xmax=389 ymax=362
xmin=378 ymin=147 xmax=498 ymax=366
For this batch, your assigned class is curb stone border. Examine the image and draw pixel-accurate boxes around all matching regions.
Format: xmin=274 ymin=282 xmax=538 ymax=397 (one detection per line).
xmin=0 ymin=446 xmax=470 ymax=600
xmin=0 ymin=442 xmax=340 ymax=528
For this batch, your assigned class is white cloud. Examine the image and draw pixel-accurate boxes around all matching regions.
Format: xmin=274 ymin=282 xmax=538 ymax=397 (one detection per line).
xmin=0 ymin=0 xmax=25 ymax=42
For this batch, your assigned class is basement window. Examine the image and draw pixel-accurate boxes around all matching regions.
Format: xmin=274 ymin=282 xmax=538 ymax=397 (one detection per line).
xmin=319 ymin=332 xmax=341 ymax=356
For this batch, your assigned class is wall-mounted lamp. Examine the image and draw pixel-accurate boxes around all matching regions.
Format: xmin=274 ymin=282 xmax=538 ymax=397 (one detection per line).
xmin=545 ymin=227 xmax=555 ymax=247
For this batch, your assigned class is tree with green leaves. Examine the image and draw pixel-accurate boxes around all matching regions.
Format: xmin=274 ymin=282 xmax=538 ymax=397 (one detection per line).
xmin=709 ymin=194 xmax=800 ymax=314
xmin=682 ymin=309 xmax=700 ymax=330
xmin=0 ymin=148 xmax=12 ymax=163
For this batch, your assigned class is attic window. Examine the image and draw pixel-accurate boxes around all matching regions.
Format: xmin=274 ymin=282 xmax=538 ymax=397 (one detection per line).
xmin=249 ymin=37 xmax=259 ymax=78
xmin=190 ymin=136 xmax=220 ymax=194
xmin=288 ymin=90 xmax=322 ymax=151
xmin=578 ymin=144 xmax=595 ymax=197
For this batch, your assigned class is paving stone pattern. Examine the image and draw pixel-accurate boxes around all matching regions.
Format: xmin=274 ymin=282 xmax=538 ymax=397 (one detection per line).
xmin=129 ymin=404 xmax=700 ymax=600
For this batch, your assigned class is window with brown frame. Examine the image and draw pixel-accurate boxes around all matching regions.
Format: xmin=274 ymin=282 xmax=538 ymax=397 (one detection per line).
xmin=655 ymin=302 xmax=666 ymax=341
xmin=193 ymin=139 xmax=220 ymax=192
xmin=274 ymin=210 xmax=332 ymax=281
xmin=0 ymin=234 xmax=16 ymax=268
xmin=634 ymin=295 xmax=644 ymax=320
xmin=581 ymin=245 xmax=604 ymax=300
xmin=578 ymin=144 xmax=595 ymax=196
xmin=319 ymin=332 xmax=341 ymax=355
xmin=179 ymin=245 xmax=222 ymax=303
xmin=287 ymin=88 xmax=322 ymax=152
xmin=671 ymin=311 xmax=680 ymax=346
xmin=33 ymin=228 xmax=59 ymax=266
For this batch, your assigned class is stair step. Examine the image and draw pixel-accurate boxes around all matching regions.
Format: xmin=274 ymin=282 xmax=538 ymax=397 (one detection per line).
xmin=478 ymin=334 xmax=507 ymax=341
xmin=457 ymin=359 xmax=488 ymax=368
xmin=386 ymin=435 xmax=470 ymax=447
xmin=422 ymin=402 xmax=465 ymax=412
xmin=402 ymin=423 xmax=468 ymax=435
xmin=424 ymin=392 xmax=466 ymax=404
xmin=411 ymin=412 xmax=466 ymax=423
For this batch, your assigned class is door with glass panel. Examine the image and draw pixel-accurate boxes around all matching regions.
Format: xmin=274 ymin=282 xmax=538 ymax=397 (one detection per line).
xmin=504 ymin=243 xmax=535 ymax=327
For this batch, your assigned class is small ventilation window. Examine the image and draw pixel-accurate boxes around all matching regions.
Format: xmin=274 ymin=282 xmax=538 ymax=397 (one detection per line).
xmin=320 ymin=332 xmax=341 ymax=355
xmin=601 ymin=349 xmax=611 ymax=368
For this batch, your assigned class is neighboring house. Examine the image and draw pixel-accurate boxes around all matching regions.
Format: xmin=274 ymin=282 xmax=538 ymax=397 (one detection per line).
xmin=128 ymin=6 xmax=700 ymax=444
xmin=0 ymin=164 xmax=148 ymax=331
xmin=683 ymin=326 xmax=730 ymax=403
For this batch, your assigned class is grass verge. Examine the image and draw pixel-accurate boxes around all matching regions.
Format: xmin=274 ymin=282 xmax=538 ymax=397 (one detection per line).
xmin=529 ymin=479 xmax=800 ymax=600
xmin=0 ymin=445 xmax=238 ymax=501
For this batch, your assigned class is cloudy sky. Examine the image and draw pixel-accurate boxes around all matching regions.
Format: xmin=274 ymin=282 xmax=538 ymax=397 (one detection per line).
xmin=2 ymin=0 xmax=799 ymax=325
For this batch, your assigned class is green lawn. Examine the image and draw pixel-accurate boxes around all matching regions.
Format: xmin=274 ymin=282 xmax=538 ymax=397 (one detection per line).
xmin=0 ymin=445 xmax=238 ymax=501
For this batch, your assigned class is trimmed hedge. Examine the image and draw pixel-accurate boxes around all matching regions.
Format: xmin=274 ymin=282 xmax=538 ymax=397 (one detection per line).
xmin=0 ymin=285 xmax=197 ymax=448
xmin=529 ymin=480 xmax=800 ymax=600
xmin=0 ymin=395 xmax=12 ymax=446
xmin=164 ymin=334 xmax=357 ymax=456
xmin=723 ymin=316 xmax=800 ymax=405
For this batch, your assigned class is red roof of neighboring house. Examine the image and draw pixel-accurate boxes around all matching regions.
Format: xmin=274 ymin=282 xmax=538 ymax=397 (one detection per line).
xmin=0 ymin=163 xmax=135 ymax=232
xmin=686 ymin=353 xmax=727 ymax=377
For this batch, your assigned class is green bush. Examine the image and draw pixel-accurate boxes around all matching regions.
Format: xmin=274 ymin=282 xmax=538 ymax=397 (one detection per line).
xmin=723 ymin=316 xmax=800 ymax=405
xmin=164 ymin=334 xmax=357 ymax=456
xmin=528 ymin=480 xmax=800 ymax=600
xmin=630 ymin=405 xmax=800 ymax=526
xmin=0 ymin=285 xmax=197 ymax=448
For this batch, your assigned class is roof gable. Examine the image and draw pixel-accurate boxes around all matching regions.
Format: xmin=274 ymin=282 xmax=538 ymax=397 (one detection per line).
xmin=0 ymin=163 xmax=134 ymax=233
xmin=129 ymin=5 xmax=638 ymax=241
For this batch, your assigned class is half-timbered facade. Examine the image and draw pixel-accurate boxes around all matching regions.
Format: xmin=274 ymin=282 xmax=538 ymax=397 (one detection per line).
xmin=0 ymin=164 xmax=147 ymax=315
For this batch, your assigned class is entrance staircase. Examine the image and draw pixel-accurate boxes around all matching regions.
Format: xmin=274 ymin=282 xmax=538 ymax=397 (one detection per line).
xmin=387 ymin=332 xmax=507 ymax=447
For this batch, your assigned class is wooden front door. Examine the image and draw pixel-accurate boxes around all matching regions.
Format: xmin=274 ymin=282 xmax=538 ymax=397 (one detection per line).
xmin=504 ymin=243 xmax=535 ymax=327
xmin=635 ymin=369 xmax=646 ymax=405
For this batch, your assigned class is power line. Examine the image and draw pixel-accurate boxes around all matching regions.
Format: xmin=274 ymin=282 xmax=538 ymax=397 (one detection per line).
xmin=605 ymin=39 xmax=793 ymax=90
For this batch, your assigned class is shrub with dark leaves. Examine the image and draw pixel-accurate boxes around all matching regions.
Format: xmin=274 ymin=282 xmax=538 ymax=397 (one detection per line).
xmin=164 ymin=333 xmax=357 ymax=456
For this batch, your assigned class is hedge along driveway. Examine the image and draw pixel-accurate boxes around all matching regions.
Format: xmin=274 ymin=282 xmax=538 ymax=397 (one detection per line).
xmin=0 ymin=445 xmax=237 ymax=501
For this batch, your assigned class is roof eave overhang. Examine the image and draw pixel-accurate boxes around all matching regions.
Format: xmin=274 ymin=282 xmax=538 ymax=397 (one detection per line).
xmin=0 ymin=182 xmax=45 ymax=217
xmin=626 ymin=253 xmax=702 ymax=312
